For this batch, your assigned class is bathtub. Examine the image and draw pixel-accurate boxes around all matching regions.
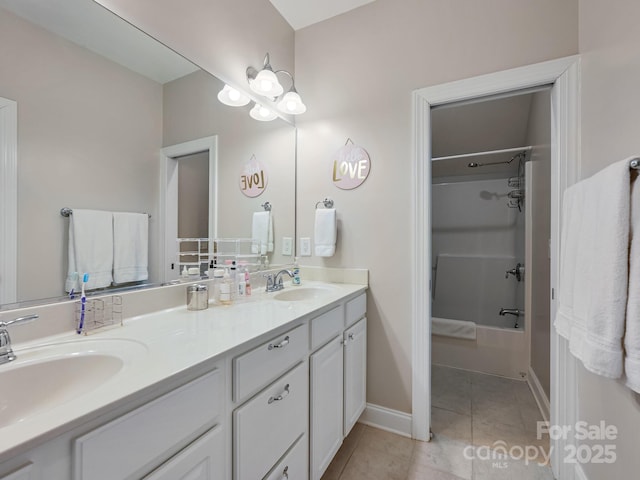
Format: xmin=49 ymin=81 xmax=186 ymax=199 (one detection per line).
xmin=432 ymin=318 xmax=528 ymax=379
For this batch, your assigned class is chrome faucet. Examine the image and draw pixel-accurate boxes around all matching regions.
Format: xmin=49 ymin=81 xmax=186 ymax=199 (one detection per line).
xmin=0 ymin=314 xmax=39 ymax=365
xmin=499 ymin=308 xmax=523 ymax=317
xmin=265 ymin=269 xmax=295 ymax=292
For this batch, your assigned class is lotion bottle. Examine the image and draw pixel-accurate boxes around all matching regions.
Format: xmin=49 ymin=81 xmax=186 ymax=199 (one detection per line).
xmin=219 ymin=268 xmax=232 ymax=305
xmin=244 ymin=268 xmax=252 ymax=296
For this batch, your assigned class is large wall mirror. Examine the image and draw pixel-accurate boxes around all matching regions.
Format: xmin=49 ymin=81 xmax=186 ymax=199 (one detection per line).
xmin=0 ymin=0 xmax=296 ymax=309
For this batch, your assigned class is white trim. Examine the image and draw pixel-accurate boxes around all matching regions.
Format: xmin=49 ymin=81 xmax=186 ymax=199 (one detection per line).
xmin=411 ymin=90 xmax=432 ymax=442
xmin=160 ymin=136 xmax=218 ymax=283
xmin=527 ymin=366 xmax=550 ymax=422
xmin=0 ymin=97 xmax=18 ymax=305
xmin=412 ymin=56 xmax=580 ymax=470
xmin=359 ymin=403 xmax=412 ymax=438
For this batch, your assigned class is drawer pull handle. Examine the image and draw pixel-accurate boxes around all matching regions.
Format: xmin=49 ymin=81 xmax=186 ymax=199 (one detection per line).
xmin=268 ymin=336 xmax=290 ymax=350
xmin=268 ymin=384 xmax=290 ymax=404
xmin=348 ymin=333 xmax=355 ymax=340
xmin=282 ymin=466 xmax=289 ymax=479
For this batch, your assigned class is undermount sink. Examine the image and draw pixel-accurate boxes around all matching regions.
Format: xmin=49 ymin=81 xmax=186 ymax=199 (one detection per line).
xmin=0 ymin=338 xmax=147 ymax=429
xmin=273 ymin=286 xmax=336 ymax=302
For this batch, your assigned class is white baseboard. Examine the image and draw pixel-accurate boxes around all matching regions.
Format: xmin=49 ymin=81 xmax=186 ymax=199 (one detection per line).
xmin=359 ymin=403 xmax=412 ymax=438
xmin=527 ymin=366 xmax=550 ymax=422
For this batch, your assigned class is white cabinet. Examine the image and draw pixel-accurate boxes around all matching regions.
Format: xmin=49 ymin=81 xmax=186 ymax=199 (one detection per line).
xmin=344 ymin=317 xmax=367 ymax=436
xmin=233 ymin=361 xmax=308 ymax=480
xmin=143 ymin=425 xmax=225 ymax=480
xmin=309 ymin=293 xmax=367 ymax=480
xmin=0 ymin=465 xmax=32 ymax=480
xmin=74 ymin=369 xmax=224 ymax=480
xmin=264 ymin=434 xmax=308 ymax=480
xmin=309 ymin=336 xmax=344 ymax=480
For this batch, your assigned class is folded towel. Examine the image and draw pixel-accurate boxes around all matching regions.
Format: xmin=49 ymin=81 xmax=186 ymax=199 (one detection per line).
xmin=65 ymin=209 xmax=113 ymax=291
xmin=113 ymin=212 xmax=149 ymax=284
xmin=625 ymin=169 xmax=640 ymax=392
xmin=555 ymin=158 xmax=631 ymax=379
xmin=251 ymin=211 xmax=272 ymax=255
xmin=314 ymin=208 xmax=337 ymax=257
xmin=432 ymin=317 xmax=477 ymax=340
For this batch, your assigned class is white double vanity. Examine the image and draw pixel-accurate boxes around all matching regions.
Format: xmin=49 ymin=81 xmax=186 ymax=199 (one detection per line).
xmin=0 ymin=276 xmax=367 ymax=480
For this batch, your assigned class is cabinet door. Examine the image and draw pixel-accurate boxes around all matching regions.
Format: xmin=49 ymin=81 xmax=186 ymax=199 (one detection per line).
xmin=344 ymin=317 xmax=367 ymax=437
xmin=144 ymin=425 xmax=225 ymax=480
xmin=309 ymin=336 xmax=344 ymax=480
xmin=0 ymin=464 xmax=33 ymax=480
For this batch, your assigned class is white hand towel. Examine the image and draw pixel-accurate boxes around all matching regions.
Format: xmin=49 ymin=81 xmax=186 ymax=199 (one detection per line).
xmin=65 ymin=209 xmax=113 ymax=292
xmin=267 ymin=212 xmax=274 ymax=253
xmin=251 ymin=211 xmax=271 ymax=255
xmin=314 ymin=208 xmax=337 ymax=257
xmin=555 ymin=158 xmax=631 ymax=379
xmin=113 ymin=212 xmax=149 ymax=284
xmin=625 ymin=169 xmax=640 ymax=392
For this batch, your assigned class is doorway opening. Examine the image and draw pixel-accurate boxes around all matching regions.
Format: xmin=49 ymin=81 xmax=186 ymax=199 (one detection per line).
xmin=411 ymin=56 xmax=580 ymax=480
xmin=160 ymin=136 xmax=218 ymax=283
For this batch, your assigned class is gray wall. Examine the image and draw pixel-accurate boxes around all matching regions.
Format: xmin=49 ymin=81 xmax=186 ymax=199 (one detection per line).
xmin=294 ymin=0 xmax=578 ymax=413
xmin=577 ymin=0 xmax=640 ymax=477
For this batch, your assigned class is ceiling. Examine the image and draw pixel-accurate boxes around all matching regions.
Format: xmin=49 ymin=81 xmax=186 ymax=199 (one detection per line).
xmin=269 ymin=0 xmax=376 ymax=30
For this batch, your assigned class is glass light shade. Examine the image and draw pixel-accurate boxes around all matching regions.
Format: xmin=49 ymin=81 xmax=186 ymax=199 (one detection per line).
xmin=249 ymin=68 xmax=284 ymax=97
xmin=277 ymin=91 xmax=307 ymax=115
xmin=249 ymin=103 xmax=278 ymax=122
xmin=217 ymin=84 xmax=250 ymax=107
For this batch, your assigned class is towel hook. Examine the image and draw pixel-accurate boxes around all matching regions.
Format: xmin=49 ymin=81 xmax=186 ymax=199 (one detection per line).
xmin=261 ymin=202 xmax=272 ymax=211
xmin=315 ymin=198 xmax=334 ymax=209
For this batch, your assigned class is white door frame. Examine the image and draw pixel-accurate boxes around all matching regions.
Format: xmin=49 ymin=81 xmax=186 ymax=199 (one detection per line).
xmin=0 ymin=97 xmax=17 ymax=305
xmin=159 ymin=136 xmax=218 ymax=283
xmin=412 ymin=56 xmax=580 ymax=480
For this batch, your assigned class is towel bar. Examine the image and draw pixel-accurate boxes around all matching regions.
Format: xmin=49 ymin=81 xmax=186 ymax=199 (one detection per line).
xmin=60 ymin=207 xmax=151 ymax=218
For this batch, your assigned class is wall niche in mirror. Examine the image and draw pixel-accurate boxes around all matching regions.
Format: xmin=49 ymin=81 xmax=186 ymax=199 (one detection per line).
xmin=0 ymin=0 xmax=296 ymax=309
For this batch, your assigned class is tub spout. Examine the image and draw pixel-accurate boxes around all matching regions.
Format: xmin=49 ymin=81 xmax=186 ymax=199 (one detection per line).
xmin=499 ymin=308 xmax=523 ymax=317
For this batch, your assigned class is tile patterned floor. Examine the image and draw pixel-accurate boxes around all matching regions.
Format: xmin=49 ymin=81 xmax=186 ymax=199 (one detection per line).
xmin=322 ymin=365 xmax=554 ymax=480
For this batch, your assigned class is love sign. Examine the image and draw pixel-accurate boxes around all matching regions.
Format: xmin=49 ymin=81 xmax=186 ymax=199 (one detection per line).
xmin=332 ymin=143 xmax=370 ymax=190
xmin=239 ymin=155 xmax=268 ymax=197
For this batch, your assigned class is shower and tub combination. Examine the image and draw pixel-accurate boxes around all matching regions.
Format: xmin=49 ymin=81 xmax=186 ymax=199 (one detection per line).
xmin=430 ymin=148 xmax=530 ymax=379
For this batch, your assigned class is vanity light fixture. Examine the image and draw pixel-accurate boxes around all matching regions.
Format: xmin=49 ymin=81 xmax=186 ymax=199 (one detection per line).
xmin=249 ymin=102 xmax=278 ymax=122
xmin=217 ymin=84 xmax=250 ymax=107
xmin=247 ymin=53 xmax=307 ymax=116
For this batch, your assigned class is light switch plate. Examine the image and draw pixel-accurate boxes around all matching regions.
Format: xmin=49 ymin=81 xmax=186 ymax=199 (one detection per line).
xmin=282 ymin=237 xmax=293 ymax=256
xmin=300 ymin=237 xmax=311 ymax=256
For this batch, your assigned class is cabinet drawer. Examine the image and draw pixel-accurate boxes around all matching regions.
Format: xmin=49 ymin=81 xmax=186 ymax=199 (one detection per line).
xmin=143 ymin=425 xmax=225 ymax=480
xmin=264 ymin=433 xmax=308 ymax=480
xmin=0 ymin=464 xmax=33 ymax=480
xmin=233 ymin=323 xmax=308 ymax=403
xmin=311 ymin=305 xmax=343 ymax=351
xmin=345 ymin=293 xmax=366 ymax=328
xmin=233 ymin=361 xmax=308 ymax=480
xmin=74 ymin=369 xmax=223 ymax=480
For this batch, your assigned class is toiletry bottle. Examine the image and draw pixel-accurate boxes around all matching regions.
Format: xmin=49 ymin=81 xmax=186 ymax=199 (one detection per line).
xmin=244 ymin=268 xmax=252 ymax=296
xmin=212 ymin=268 xmax=224 ymax=304
xmin=230 ymin=261 xmax=237 ymax=299
xmin=219 ymin=268 xmax=232 ymax=305
xmin=237 ymin=270 xmax=246 ymax=297
xmin=181 ymin=265 xmax=189 ymax=278
xmin=292 ymin=257 xmax=301 ymax=286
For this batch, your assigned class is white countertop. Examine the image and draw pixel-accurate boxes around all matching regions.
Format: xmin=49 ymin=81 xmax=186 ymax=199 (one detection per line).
xmin=0 ymin=281 xmax=367 ymax=461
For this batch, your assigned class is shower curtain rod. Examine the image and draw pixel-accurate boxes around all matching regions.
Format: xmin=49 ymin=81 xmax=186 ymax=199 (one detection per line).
xmin=432 ymin=146 xmax=532 ymax=162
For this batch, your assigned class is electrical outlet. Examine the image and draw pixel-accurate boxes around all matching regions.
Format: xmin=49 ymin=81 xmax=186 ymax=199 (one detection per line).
xmin=282 ymin=237 xmax=293 ymax=256
xmin=300 ymin=237 xmax=311 ymax=256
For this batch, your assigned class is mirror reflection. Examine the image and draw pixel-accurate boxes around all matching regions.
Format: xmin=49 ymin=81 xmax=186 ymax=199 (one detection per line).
xmin=0 ymin=0 xmax=296 ymax=309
